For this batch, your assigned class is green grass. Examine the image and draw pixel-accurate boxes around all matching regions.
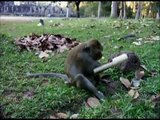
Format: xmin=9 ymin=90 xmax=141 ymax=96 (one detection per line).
xmin=0 ymin=17 xmax=160 ymax=118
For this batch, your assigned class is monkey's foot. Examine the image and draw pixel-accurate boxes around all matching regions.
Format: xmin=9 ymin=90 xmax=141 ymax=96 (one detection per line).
xmin=96 ymin=91 xmax=105 ymax=101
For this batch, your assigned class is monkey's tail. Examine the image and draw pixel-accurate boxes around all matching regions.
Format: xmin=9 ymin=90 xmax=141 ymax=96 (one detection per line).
xmin=26 ymin=72 xmax=69 ymax=81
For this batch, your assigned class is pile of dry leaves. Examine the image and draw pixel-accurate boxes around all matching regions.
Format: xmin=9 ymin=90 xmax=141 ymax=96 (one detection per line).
xmin=15 ymin=33 xmax=80 ymax=58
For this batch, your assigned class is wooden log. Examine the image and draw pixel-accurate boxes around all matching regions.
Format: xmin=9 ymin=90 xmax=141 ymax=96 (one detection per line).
xmin=94 ymin=53 xmax=128 ymax=73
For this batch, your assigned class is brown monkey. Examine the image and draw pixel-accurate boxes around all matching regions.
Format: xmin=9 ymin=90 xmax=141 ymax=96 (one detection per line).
xmin=27 ymin=39 xmax=105 ymax=100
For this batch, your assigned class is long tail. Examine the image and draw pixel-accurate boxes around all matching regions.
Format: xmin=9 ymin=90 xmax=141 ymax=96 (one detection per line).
xmin=26 ymin=72 xmax=69 ymax=81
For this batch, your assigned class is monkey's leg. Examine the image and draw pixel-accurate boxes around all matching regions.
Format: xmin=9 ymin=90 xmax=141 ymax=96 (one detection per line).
xmin=75 ymin=74 xmax=105 ymax=100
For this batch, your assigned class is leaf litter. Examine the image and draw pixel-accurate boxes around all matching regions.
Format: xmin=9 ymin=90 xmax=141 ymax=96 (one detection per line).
xmin=15 ymin=33 xmax=80 ymax=58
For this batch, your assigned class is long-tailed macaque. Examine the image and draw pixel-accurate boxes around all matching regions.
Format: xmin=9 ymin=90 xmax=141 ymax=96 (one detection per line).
xmin=39 ymin=19 xmax=44 ymax=26
xmin=27 ymin=39 xmax=105 ymax=100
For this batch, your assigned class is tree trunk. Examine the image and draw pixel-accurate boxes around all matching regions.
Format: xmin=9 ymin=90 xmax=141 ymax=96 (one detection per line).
xmin=119 ymin=1 xmax=123 ymax=19
xmin=135 ymin=1 xmax=142 ymax=19
xmin=123 ymin=1 xmax=127 ymax=19
xmin=66 ymin=2 xmax=70 ymax=18
xmin=156 ymin=4 xmax=160 ymax=21
xmin=75 ymin=1 xmax=80 ymax=18
xmin=110 ymin=1 xmax=118 ymax=18
xmin=97 ymin=1 xmax=101 ymax=18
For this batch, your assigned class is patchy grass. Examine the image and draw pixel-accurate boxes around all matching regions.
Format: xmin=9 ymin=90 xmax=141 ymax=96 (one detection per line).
xmin=0 ymin=17 xmax=160 ymax=118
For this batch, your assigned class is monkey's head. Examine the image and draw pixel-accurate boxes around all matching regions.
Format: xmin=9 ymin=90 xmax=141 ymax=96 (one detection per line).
xmin=84 ymin=39 xmax=103 ymax=60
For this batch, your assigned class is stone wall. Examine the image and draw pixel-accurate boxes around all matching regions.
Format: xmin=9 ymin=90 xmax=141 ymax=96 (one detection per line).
xmin=0 ymin=1 xmax=68 ymax=17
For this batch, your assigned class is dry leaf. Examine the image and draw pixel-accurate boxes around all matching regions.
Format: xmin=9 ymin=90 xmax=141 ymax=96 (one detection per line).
xmin=50 ymin=115 xmax=57 ymax=119
xmin=56 ymin=112 xmax=68 ymax=119
xmin=39 ymin=51 xmax=49 ymax=59
xmin=120 ymin=77 xmax=131 ymax=89
xmin=70 ymin=114 xmax=79 ymax=119
xmin=140 ymin=65 xmax=150 ymax=73
xmin=58 ymin=45 xmax=69 ymax=53
xmin=132 ymin=41 xmax=142 ymax=46
xmin=84 ymin=101 xmax=90 ymax=109
xmin=140 ymin=65 xmax=158 ymax=76
xmin=128 ymin=89 xmax=139 ymax=99
xmin=128 ymin=89 xmax=135 ymax=97
xmin=134 ymin=90 xmax=139 ymax=99
xmin=86 ymin=97 xmax=101 ymax=108
xmin=136 ymin=38 xmax=143 ymax=41
xmin=44 ymin=50 xmax=52 ymax=53
xmin=151 ymin=36 xmax=160 ymax=41
xmin=135 ymin=70 xmax=145 ymax=79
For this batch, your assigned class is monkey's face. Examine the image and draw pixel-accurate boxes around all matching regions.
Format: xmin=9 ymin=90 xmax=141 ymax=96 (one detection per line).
xmin=89 ymin=40 xmax=103 ymax=60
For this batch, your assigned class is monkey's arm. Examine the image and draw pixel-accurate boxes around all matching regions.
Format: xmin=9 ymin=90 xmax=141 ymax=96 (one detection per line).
xmin=80 ymin=52 xmax=101 ymax=70
xmin=94 ymin=53 xmax=128 ymax=73
xmin=26 ymin=72 xmax=69 ymax=81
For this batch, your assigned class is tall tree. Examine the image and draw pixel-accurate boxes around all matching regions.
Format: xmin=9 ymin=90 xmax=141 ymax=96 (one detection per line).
xmin=123 ymin=1 xmax=127 ymax=19
xmin=156 ymin=1 xmax=160 ymax=21
xmin=119 ymin=1 xmax=123 ymax=19
xmin=75 ymin=1 xmax=81 ymax=18
xmin=110 ymin=1 xmax=118 ymax=18
xmin=66 ymin=2 xmax=70 ymax=18
xmin=135 ymin=1 xmax=142 ymax=19
xmin=97 ymin=1 xmax=102 ymax=18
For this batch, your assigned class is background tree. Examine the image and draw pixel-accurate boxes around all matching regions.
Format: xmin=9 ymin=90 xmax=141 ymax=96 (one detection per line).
xmin=135 ymin=1 xmax=142 ymax=19
xmin=79 ymin=1 xmax=111 ymax=17
xmin=66 ymin=2 xmax=71 ymax=18
xmin=79 ymin=2 xmax=98 ymax=17
xmin=75 ymin=1 xmax=81 ymax=18
xmin=119 ymin=1 xmax=123 ymax=19
xmin=110 ymin=1 xmax=118 ymax=18
xmin=123 ymin=1 xmax=127 ymax=19
xmin=156 ymin=1 xmax=160 ymax=21
xmin=97 ymin=1 xmax=101 ymax=18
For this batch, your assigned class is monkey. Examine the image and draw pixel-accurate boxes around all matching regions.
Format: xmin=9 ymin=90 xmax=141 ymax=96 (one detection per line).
xmin=39 ymin=19 xmax=44 ymax=26
xmin=27 ymin=39 xmax=105 ymax=100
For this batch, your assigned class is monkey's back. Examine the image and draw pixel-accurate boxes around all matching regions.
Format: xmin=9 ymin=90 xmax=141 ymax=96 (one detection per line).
xmin=64 ymin=42 xmax=86 ymax=78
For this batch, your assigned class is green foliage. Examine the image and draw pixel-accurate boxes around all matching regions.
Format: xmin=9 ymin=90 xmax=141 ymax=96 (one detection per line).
xmin=80 ymin=2 xmax=98 ymax=17
xmin=0 ymin=18 xmax=160 ymax=118
xmin=79 ymin=1 xmax=111 ymax=17
xmin=78 ymin=1 xmax=159 ymax=18
xmin=126 ymin=6 xmax=133 ymax=18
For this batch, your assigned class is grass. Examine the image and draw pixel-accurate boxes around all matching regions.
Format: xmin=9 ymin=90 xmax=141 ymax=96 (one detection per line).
xmin=0 ymin=17 xmax=160 ymax=118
